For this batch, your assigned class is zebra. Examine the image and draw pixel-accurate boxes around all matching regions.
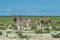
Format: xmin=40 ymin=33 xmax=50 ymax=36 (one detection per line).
xmin=12 ymin=16 xmax=31 ymax=31
xmin=36 ymin=17 xmax=51 ymax=29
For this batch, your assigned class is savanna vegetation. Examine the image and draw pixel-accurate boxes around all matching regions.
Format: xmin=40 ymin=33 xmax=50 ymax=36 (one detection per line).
xmin=0 ymin=16 xmax=60 ymax=38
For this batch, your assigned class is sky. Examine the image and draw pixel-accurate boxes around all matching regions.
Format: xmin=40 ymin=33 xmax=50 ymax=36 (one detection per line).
xmin=0 ymin=0 xmax=60 ymax=16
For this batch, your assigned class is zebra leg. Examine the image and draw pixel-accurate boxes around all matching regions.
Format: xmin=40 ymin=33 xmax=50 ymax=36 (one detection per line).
xmin=37 ymin=23 xmax=42 ymax=29
xmin=41 ymin=24 xmax=44 ymax=33
xmin=26 ymin=25 xmax=29 ymax=30
xmin=40 ymin=23 xmax=42 ymax=29
xmin=16 ymin=24 xmax=20 ymax=31
xmin=48 ymin=23 xmax=52 ymax=29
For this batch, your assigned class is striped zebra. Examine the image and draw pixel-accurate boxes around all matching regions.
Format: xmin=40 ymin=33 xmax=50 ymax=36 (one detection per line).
xmin=36 ymin=17 xmax=51 ymax=29
xmin=12 ymin=16 xmax=31 ymax=31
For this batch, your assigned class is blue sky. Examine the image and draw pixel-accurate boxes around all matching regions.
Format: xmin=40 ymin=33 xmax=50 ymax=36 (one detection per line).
xmin=0 ymin=0 xmax=60 ymax=16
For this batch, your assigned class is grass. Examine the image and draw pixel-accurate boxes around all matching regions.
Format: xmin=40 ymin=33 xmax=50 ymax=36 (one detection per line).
xmin=0 ymin=16 xmax=60 ymax=32
xmin=0 ymin=16 xmax=60 ymax=38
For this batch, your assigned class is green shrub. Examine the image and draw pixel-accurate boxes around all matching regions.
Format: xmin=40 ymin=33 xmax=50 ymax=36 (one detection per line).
xmin=6 ymin=31 xmax=11 ymax=33
xmin=0 ymin=27 xmax=6 ymax=30
xmin=17 ymin=32 xmax=28 ymax=38
xmin=35 ymin=29 xmax=43 ymax=34
xmin=0 ymin=31 xmax=2 ymax=35
xmin=43 ymin=30 xmax=50 ymax=33
xmin=31 ymin=26 xmax=36 ymax=31
xmin=52 ymin=26 xmax=60 ymax=31
xmin=35 ymin=28 xmax=50 ymax=34
xmin=31 ymin=26 xmax=36 ymax=29
xmin=18 ymin=32 xmax=23 ymax=38
xmin=52 ymin=32 xmax=60 ymax=38
xmin=13 ymin=26 xmax=18 ymax=30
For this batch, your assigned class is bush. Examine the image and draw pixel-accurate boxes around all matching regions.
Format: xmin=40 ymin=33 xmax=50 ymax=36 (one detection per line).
xmin=35 ymin=29 xmax=43 ymax=34
xmin=52 ymin=32 xmax=60 ymax=38
xmin=31 ymin=26 xmax=36 ymax=31
xmin=6 ymin=31 xmax=11 ymax=33
xmin=0 ymin=31 xmax=2 ymax=35
xmin=13 ymin=26 xmax=18 ymax=30
xmin=43 ymin=30 xmax=50 ymax=33
xmin=35 ymin=28 xmax=50 ymax=34
xmin=52 ymin=26 xmax=60 ymax=31
xmin=17 ymin=32 xmax=28 ymax=38
xmin=0 ymin=27 xmax=6 ymax=30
